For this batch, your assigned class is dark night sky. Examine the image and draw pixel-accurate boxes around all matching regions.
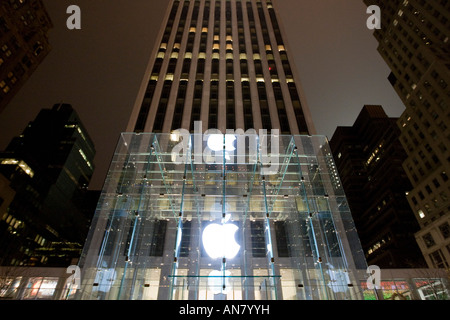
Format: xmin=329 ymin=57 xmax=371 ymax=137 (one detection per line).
xmin=0 ymin=0 xmax=405 ymax=190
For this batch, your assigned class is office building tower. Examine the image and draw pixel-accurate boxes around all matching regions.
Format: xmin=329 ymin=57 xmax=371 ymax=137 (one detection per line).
xmin=0 ymin=0 xmax=53 ymax=113
xmin=127 ymin=0 xmax=315 ymax=135
xmin=76 ymin=0 xmax=367 ymax=300
xmin=330 ymin=105 xmax=426 ymax=268
xmin=0 ymin=104 xmax=96 ymax=266
xmin=363 ymin=0 xmax=450 ymax=268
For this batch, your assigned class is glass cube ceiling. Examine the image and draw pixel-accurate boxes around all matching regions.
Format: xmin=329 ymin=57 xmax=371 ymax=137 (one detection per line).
xmin=103 ymin=133 xmax=351 ymax=224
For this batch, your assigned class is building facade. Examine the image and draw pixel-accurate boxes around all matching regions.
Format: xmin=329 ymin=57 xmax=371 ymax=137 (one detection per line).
xmin=0 ymin=0 xmax=53 ymax=113
xmin=330 ymin=105 xmax=426 ymax=268
xmin=75 ymin=0 xmax=368 ymax=300
xmin=127 ymin=0 xmax=315 ymax=135
xmin=363 ymin=0 xmax=450 ymax=268
xmin=0 ymin=104 xmax=96 ymax=267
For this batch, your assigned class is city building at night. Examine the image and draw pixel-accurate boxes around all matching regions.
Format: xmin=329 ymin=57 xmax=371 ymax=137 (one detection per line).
xmin=330 ymin=105 xmax=426 ymax=268
xmin=0 ymin=104 xmax=96 ymax=267
xmin=75 ymin=0 xmax=369 ymax=300
xmin=363 ymin=0 xmax=450 ymax=269
xmin=0 ymin=0 xmax=53 ymax=113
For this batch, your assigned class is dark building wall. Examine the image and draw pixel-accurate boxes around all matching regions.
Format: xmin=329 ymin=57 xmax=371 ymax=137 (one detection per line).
xmin=0 ymin=0 xmax=53 ymax=112
xmin=0 ymin=104 xmax=96 ymax=266
xmin=363 ymin=0 xmax=450 ymax=269
xmin=330 ymin=105 xmax=426 ymax=268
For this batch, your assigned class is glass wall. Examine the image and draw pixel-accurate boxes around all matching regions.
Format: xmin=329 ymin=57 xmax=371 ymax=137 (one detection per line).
xmin=75 ymin=132 xmax=368 ymax=300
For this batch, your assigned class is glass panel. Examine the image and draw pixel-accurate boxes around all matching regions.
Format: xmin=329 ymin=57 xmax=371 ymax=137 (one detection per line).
xmin=75 ymin=133 xmax=367 ymax=300
xmin=0 ymin=277 xmax=21 ymax=299
xmin=22 ymin=277 xmax=58 ymax=300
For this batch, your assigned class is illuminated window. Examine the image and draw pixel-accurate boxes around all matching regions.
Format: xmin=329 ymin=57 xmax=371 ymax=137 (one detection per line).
xmin=1 ymin=159 xmax=34 ymax=177
xmin=23 ymin=277 xmax=59 ymax=300
xmin=418 ymin=209 xmax=425 ymax=219
xmin=78 ymin=149 xmax=93 ymax=169
xmin=0 ymin=277 xmax=21 ymax=299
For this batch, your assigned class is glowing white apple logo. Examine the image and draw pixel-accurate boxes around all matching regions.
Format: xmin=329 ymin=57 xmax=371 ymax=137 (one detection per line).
xmin=208 ymin=269 xmax=231 ymax=294
xmin=202 ymin=222 xmax=240 ymax=259
xmin=207 ymin=134 xmax=236 ymax=152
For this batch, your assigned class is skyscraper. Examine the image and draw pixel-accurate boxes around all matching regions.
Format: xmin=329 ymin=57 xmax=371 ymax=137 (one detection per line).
xmin=76 ymin=0 xmax=367 ymax=300
xmin=0 ymin=104 xmax=96 ymax=266
xmin=127 ymin=0 xmax=315 ymax=135
xmin=330 ymin=105 xmax=426 ymax=268
xmin=363 ymin=0 xmax=450 ymax=268
xmin=0 ymin=0 xmax=53 ymax=113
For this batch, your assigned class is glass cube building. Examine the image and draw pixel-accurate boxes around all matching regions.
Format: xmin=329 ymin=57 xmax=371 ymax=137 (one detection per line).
xmin=75 ymin=131 xmax=367 ymax=300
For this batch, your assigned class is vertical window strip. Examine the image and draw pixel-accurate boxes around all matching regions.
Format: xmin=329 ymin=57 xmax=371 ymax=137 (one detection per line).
xmin=171 ymin=80 xmax=188 ymax=130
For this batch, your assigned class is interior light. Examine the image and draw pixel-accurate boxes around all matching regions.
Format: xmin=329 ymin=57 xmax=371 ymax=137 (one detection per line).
xmin=418 ymin=210 xmax=425 ymax=219
xmin=202 ymin=222 xmax=240 ymax=259
xmin=170 ymin=132 xmax=180 ymax=142
xmin=206 ymin=134 xmax=236 ymax=152
xmin=208 ymin=269 xmax=231 ymax=294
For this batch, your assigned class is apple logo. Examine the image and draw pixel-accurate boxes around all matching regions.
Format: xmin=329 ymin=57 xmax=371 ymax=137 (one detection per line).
xmin=208 ymin=269 xmax=232 ymax=294
xmin=206 ymin=134 xmax=236 ymax=162
xmin=202 ymin=222 xmax=240 ymax=259
xmin=207 ymin=134 xmax=236 ymax=152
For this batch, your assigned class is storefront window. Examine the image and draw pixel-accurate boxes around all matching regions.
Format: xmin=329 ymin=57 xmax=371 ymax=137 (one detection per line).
xmin=23 ymin=277 xmax=58 ymax=300
xmin=361 ymin=280 xmax=411 ymax=300
xmin=414 ymin=278 xmax=449 ymax=300
xmin=0 ymin=277 xmax=21 ymax=299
